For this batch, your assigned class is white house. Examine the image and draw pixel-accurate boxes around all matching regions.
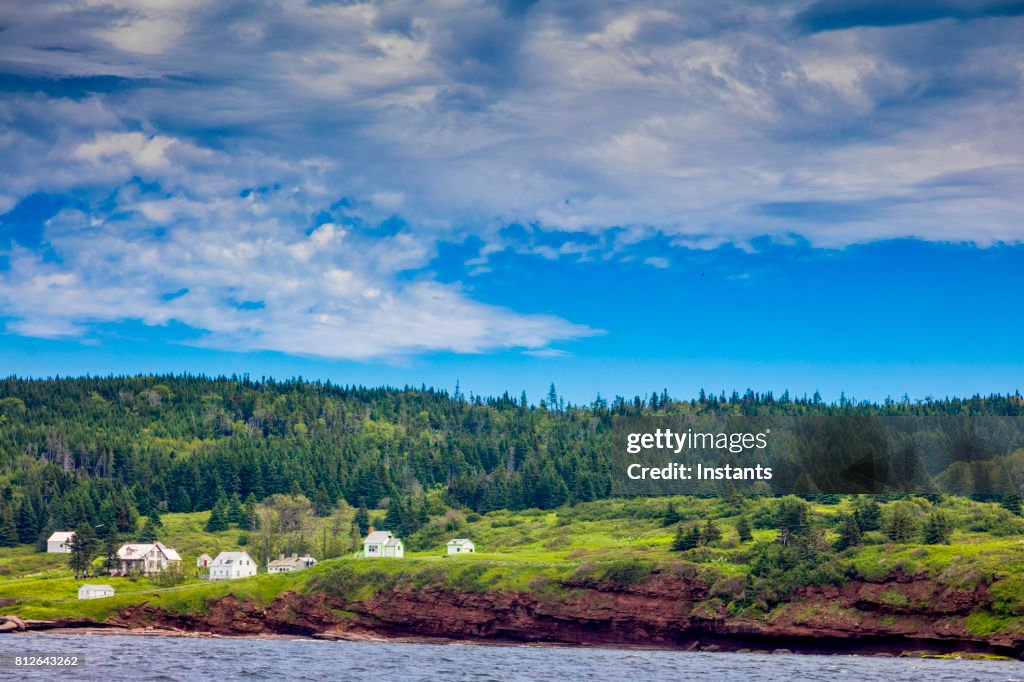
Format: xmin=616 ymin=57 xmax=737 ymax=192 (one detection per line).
xmin=47 ymin=531 xmax=75 ymax=554
xmin=78 ymin=584 xmax=115 ymax=600
xmin=267 ymin=553 xmax=318 ymax=574
xmin=363 ymin=530 xmax=404 ymax=558
xmin=208 ymin=551 xmax=258 ymax=580
xmin=115 ymin=541 xmax=182 ymax=575
xmin=447 ymin=539 xmax=475 ymax=555
xmin=197 ymin=553 xmax=212 ymax=569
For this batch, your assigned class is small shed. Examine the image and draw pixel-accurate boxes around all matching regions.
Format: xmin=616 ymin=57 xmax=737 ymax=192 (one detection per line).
xmin=47 ymin=531 xmax=75 ymax=554
xmin=447 ymin=539 xmax=475 ymax=555
xmin=197 ymin=553 xmax=212 ymax=569
xmin=78 ymin=584 xmax=115 ymax=600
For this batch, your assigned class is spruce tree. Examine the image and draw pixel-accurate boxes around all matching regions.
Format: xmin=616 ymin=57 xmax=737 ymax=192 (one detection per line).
xmin=227 ymin=493 xmax=247 ymax=526
xmin=702 ymin=518 xmax=722 ymax=545
xmin=205 ymin=496 xmax=229 ymax=532
xmin=0 ymin=507 xmax=19 ymax=547
xmin=735 ymin=516 xmax=753 ymax=544
xmin=15 ymin=498 xmax=38 ymax=544
xmin=69 ymin=524 xmax=98 ymax=578
xmin=139 ymin=516 xmax=159 ymax=542
xmin=833 ymin=515 xmax=862 ymax=551
xmin=663 ymin=502 xmax=681 ymax=527
xmin=354 ymin=502 xmax=370 ymax=536
xmin=922 ymin=511 xmax=952 ymax=545
xmin=1001 ymin=494 xmax=1022 ymax=516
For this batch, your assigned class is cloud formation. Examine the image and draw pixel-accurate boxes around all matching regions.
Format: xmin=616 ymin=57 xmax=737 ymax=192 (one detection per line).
xmin=0 ymin=0 xmax=1021 ymax=357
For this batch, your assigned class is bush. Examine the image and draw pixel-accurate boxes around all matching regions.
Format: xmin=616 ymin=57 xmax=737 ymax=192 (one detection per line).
xmin=600 ymin=559 xmax=654 ymax=585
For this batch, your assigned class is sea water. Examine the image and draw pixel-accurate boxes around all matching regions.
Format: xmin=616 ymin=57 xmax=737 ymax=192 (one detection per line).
xmin=1 ymin=633 xmax=1022 ymax=681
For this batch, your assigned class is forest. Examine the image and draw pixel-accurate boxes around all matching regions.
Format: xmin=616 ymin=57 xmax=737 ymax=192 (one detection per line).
xmin=0 ymin=374 xmax=1022 ymax=550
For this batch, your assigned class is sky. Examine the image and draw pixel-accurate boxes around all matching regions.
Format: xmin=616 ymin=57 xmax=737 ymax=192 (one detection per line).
xmin=0 ymin=0 xmax=1022 ymax=404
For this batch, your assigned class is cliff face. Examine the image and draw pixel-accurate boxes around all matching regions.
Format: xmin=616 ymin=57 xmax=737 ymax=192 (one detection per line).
xmin=105 ymin=572 xmax=1024 ymax=658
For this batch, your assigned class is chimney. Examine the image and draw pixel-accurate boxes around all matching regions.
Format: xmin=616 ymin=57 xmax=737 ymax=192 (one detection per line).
xmin=278 ymin=553 xmax=284 ymax=560
xmin=291 ymin=553 xmax=297 ymax=559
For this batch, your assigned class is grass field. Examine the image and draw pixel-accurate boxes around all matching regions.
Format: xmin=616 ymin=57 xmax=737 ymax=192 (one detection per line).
xmin=3 ymin=494 xmax=1024 ymax=635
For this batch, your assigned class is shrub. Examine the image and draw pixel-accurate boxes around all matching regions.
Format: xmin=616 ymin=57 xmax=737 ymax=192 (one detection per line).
xmin=600 ymin=559 xmax=654 ymax=585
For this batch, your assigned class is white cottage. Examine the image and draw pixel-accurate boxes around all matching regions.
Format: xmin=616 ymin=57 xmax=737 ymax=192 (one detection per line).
xmin=116 ymin=541 xmax=182 ymax=575
xmin=47 ymin=531 xmax=75 ymax=554
xmin=78 ymin=584 xmax=115 ymax=600
xmin=363 ymin=530 xmax=404 ymax=558
xmin=197 ymin=553 xmax=212 ymax=569
xmin=267 ymin=553 xmax=318 ymax=574
xmin=208 ymin=551 xmax=258 ymax=580
xmin=447 ymin=539 xmax=475 ymax=555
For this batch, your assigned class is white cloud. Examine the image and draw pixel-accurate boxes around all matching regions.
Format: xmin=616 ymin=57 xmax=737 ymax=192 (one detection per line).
xmin=0 ymin=0 xmax=1022 ymax=357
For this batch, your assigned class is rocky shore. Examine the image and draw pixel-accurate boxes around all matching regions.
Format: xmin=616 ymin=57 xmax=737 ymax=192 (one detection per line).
xmin=3 ymin=571 xmax=1022 ymax=659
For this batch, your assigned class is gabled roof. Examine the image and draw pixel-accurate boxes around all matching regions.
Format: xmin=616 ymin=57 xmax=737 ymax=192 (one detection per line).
xmin=117 ymin=542 xmax=181 ymax=562
xmin=447 ymin=538 xmax=473 ymax=545
xmin=268 ymin=555 xmax=316 ymax=568
xmin=384 ymin=538 xmax=402 ymax=547
xmin=211 ymin=551 xmax=253 ymax=566
xmin=49 ymin=531 xmax=75 ymax=542
xmin=364 ymin=530 xmax=393 ymax=544
xmin=154 ymin=542 xmax=181 ymax=561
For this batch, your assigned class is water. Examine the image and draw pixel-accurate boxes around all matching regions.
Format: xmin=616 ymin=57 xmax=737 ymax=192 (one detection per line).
xmin=1 ymin=634 xmax=1022 ymax=681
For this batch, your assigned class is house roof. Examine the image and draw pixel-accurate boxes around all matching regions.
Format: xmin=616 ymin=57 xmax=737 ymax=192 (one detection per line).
xmin=384 ymin=538 xmax=402 ymax=547
xmin=447 ymin=539 xmax=473 ymax=545
xmin=80 ymin=584 xmax=114 ymax=591
xmin=117 ymin=542 xmax=182 ymax=562
xmin=154 ymin=542 xmax=181 ymax=561
xmin=198 ymin=553 xmax=212 ymax=560
xmin=49 ymin=531 xmax=75 ymax=542
xmin=211 ymin=551 xmax=253 ymax=566
xmin=364 ymin=530 xmax=393 ymax=544
xmin=268 ymin=555 xmax=316 ymax=568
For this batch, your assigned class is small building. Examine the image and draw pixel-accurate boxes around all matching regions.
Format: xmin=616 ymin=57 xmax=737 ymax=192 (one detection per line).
xmin=116 ymin=541 xmax=182 ymax=575
xmin=267 ymin=553 xmax=318 ymax=574
xmin=78 ymin=584 xmax=115 ymax=600
xmin=363 ymin=530 xmax=403 ymax=558
xmin=208 ymin=551 xmax=258 ymax=580
xmin=447 ymin=539 xmax=475 ymax=555
xmin=197 ymin=553 xmax=212 ymax=569
xmin=47 ymin=531 xmax=75 ymax=554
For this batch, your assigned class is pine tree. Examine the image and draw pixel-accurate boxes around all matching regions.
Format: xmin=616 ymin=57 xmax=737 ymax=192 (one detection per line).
xmin=702 ymin=518 xmax=722 ymax=546
xmin=0 ymin=507 xmax=19 ymax=547
xmin=853 ymin=498 xmax=882 ymax=532
xmin=833 ymin=515 xmax=862 ymax=551
xmin=349 ymin=523 xmax=363 ymax=552
xmin=171 ymin=487 xmax=192 ymax=513
xmin=227 ymin=493 xmax=247 ymax=526
xmin=69 ymin=524 xmax=98 ymax=578
xmin=244 ymin=493 xmax=260 ymax=531
xmin=672 ymin=525 xmax=700 ymax=551
xmin=663 ymin=502 xmax=681 ymax=527
xmin=139 ymin=516 xmax=159 ymax=542
xmin=385 ymin=495 xmax=406 ymax=535
xmin=205 ymin=497 xmax=229 ymax=532
xmin=15 ymin=498 xmax=38 ymax=544
xmin=922 ymin=511 xmax=952 ymax=545
xmin=354 ymin=501 xmax=370 ymax=535
xmin=1001 ymin=494 xmax=1022 ymax=516
xmin=884 ymin=503 xmax=919 ymax=543
xmin=735 ymin=516 xmax=753 ymax=544
xmin=672 ymin=524 xmax=700 ymax=552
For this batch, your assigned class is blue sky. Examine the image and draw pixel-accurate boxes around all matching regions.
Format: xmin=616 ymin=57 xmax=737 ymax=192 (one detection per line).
xmin=0 ymin=0 xmax=1022 ymax=403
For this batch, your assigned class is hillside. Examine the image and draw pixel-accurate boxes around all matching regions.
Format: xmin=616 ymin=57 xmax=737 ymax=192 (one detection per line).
xmin=3 ymin=495 xmax=1024 ymax=657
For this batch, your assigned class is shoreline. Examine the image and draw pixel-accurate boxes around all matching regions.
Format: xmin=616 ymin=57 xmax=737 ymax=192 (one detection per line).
xmin=5 ymin=621 xmax=1019 ymax=661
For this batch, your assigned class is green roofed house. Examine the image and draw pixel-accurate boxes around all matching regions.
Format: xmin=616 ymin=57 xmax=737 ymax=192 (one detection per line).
xmin=363 ymin=530 xmax=404 ymax=558
xmin=447 ymin=539 xmax=475 ymax=555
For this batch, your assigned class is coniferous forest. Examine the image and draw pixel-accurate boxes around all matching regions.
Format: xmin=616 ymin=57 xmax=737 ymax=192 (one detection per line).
xmin=0 ymin=375 xmax=1022 ymax=548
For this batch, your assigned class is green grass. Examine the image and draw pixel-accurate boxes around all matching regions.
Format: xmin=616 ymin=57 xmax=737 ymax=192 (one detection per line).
xmin=3 ymin=494 xmax=1024 ymax=633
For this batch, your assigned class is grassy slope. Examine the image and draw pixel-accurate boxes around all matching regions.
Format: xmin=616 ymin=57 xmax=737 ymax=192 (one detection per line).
xmin=3 ymin=496 xmax=1024 ymax=639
